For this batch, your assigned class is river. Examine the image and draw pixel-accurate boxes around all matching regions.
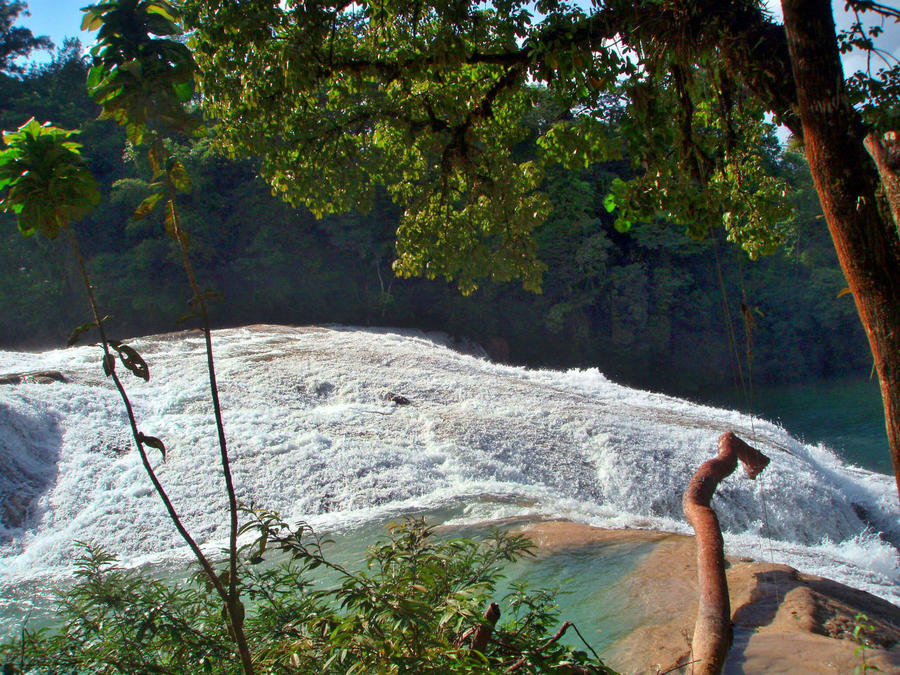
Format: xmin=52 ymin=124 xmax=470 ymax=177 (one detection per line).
xmin=1 ymin=326 xmax=897 ymax=645
xmin=699 ymin=375 xmax=891 ymax=476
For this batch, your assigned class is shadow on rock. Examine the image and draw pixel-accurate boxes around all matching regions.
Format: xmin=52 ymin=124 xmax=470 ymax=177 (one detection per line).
xmin=0 ymin=402 xmax=64 ymax=538
xmin=725 ymin=565 xmax=900 ymax=674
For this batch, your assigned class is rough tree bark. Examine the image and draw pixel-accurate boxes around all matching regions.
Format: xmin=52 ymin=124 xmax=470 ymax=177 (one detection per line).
xmin=681 ymin=432 xmax=770 ymax=675
xmin=779 ymin=0 xmax=900 ymax=505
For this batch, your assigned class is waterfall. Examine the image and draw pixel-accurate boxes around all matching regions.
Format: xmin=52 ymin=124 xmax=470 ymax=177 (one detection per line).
xmin=1 ymin=325 xmax=897 ymax=624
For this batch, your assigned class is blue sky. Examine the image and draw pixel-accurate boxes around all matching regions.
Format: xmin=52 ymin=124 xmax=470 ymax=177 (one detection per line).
xmin=18 ymin=0 xmax=90 ymax=49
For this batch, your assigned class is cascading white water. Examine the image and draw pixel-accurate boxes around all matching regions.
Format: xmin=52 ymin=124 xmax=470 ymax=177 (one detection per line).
xmin=1 ymin=324 xmax=897 ymax=632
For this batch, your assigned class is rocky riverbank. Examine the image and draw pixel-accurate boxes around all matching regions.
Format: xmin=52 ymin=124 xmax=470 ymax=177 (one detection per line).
xmin=517 ymin=521 xmax=900 ymax=674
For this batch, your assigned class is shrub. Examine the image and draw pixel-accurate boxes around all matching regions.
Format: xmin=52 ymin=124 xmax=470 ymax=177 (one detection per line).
xmin=2 ymin=517 xmax=618 ymax=674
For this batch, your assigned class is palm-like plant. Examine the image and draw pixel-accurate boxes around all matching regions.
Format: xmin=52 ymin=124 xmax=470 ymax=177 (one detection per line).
xmin=0 ymin=117 xmax=163 ymax=472
xmin=2 ymin=120 xmax=252 ymax=675
xmin=0 ymin=118 xmax=99 ymax=237
xmin=80 ymin=2 xmax=253 ymax=671
xmin=82 ymin=0 xmax=199 ymax=144
xmin=0 ymin=117 xmax=178 ymax=537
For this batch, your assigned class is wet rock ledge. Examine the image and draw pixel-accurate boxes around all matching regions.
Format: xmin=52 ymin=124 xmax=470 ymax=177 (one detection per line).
xmin=0 ymin=371 xmax=68 ymax=385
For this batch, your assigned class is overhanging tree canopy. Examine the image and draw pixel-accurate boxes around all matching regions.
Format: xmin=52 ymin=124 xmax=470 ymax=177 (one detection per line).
xmin=183 ymin=0 xmax=799 ymax=292
xmin=180 ymin=0 xmax=900 ymax=502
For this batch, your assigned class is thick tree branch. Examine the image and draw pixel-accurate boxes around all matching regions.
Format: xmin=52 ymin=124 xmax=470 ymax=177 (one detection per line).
xmin=783 ymin=0 xmax=900 ymax=504
xmin=865 ymin=130 xmax=900 ymax=236
xmin=847 ymin=0 xmax=900 ymax=21
xmin=313 ymin=8 xmax=619 ymax=80
xmin=681 ymin=431 xmax=770 ymax=675
xmin=470 ymin=602 xmax=500 ymax=655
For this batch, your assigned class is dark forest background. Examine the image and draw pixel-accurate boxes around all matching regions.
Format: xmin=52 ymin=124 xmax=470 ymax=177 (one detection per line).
xmin=0 ymin=42 xmax=870 ymax=396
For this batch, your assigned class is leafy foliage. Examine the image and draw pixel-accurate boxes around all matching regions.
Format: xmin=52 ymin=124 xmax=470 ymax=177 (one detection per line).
xmin=0 ymin=118 xmax=100 ymax=238
xmin=0 ymin=35 xmax=870 ymax=390
xmin=5 ymin=543 xmax=232 ymax=672
xmin=852 ymin=612 xmax=882 ymax=674
xmin=1 ymin=520 xmax=618 ymax=674
xmin=180 ymin=0 xmax=805 ymax=291
xmin=183 ymin=0 xmax=574 ymax=293
xmin=82 ymin=0 xmax=200 ymax=145
xmin=839 ymin=1 xmax=900 ymax=133
xmin=601 ymin=68 xmax=791 ymax=258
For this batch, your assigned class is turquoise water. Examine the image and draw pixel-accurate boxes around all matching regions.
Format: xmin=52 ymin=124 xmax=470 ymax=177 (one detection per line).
xmin=290 ymin=515 xmax=655 ymax=655
xmin=701 ymin=375 xmax=891 ymax=475
xmin=0 ymin=509 xmax=655 ymax=655
xmin=500 ymin=539 xmax=655 ymax=653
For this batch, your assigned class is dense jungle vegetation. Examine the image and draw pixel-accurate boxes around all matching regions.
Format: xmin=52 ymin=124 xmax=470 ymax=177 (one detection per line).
xmin=0 ymin=42 xmax=868 ymax=396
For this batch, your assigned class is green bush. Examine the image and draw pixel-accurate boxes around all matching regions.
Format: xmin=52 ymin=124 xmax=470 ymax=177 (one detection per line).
xmin=1 ymin=517 xmax=618 ymax=674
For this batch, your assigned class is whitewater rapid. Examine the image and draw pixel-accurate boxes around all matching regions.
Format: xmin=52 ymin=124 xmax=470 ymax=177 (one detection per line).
xmin=1 ymin=325 xmax=898 ymax=614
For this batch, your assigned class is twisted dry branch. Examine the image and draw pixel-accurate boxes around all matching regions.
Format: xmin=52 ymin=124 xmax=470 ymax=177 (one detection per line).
xmin=681 ymin=431 xmax=770 ymax=675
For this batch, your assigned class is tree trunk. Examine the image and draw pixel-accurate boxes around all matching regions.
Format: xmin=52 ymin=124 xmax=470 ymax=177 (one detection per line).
xmin=682 ymin=432 xmax=770 ymax=675
xmin=781 ymin=0 xmax=900 ymax=504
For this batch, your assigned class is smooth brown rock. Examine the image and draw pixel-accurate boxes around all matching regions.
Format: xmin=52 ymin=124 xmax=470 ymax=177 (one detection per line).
xmin=517 ymin=521 xmax=900 ymax=675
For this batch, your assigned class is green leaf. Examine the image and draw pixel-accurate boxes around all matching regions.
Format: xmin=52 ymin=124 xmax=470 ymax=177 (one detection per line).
xmin=80 ymin=8 xmax=104 ymax=32
xmin=167 ymin=160 xmax=192 ymax=193
xmin=145 ymin=2 xmax=178 ymax=25
xmin=114 ymin=343 xmax=150 ymax=381
xmin=0 ymin=119 xmax=99 ymax=238
xmin=602 ymin=191 xmax=617 ymax=213
xmin=139 ymin=433 xmax=167 ymax=461
xmin=614 ymin=217 xmax=632 ymax=233
xmin=249 ymin=531 xmax=269 ymax=564
xmin=68 ymin=321 xmax=98 ymax=346
xmin=132 ymin=192 xmax=164 ymax=220
xmin=173 ymin=81 xmax=193 ymax=102
xmin=86 ymin=65 xmax=105 ymax=92
xmin=144 ymin=13 xmax=180 ymax=37
xmin=118 ymin=60 xmax=143 ymax=79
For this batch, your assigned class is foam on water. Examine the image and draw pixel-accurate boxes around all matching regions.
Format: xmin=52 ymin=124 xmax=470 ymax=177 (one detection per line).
xmin=1 ymin=325 xmax=897 ymax=620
